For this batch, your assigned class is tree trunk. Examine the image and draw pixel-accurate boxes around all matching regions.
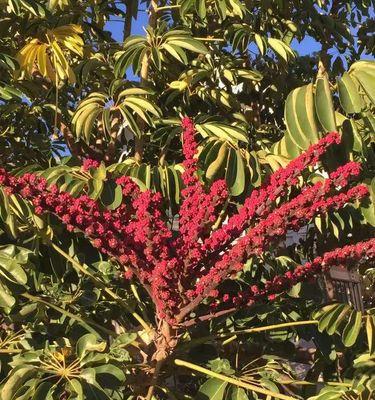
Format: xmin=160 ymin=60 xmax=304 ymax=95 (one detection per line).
xmin=123 ymin=0 xmax=133 ymax=41
xmin=145 ymin=319 xmax=177 ymax=400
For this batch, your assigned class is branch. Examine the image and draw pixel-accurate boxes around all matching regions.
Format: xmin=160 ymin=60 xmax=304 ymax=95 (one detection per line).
xmin=176 ymin=187 xmax=285 ymax=322
xmin=179 ymin=320 xmax=319 ymax=348
xmin=179 ymin=307 xmax=237 ymax=327
xmin=145 ymin=358 xmax=165 ymax=400
xmin=155 ymin=4 xmax=181 ymax=11
xmin=174 ymin=359 xmax=297 ymax=400
xmin=21 ymin=293 xmax=116 ymax=336
xmin=123 ymin=0 xmax=133 ymax=41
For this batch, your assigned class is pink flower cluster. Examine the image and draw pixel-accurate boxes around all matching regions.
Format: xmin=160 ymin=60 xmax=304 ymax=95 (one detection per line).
xmin=0 ymin=118 xmax=373 ymax=325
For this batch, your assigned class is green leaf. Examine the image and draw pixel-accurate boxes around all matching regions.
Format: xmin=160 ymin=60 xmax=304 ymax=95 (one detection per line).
xmin=197 ymin=378 xmax=228 ymax=400
xmin=81 ymin=380 xmax=110 ymax=400
xmin=361 ymin=178 xmax=375 ymax=226
xmin=254 ymin=33 xmax=265 ymax=55
xmin=318 ymin=303 xmax=346 ymax=334
xmin=197 ymin=122 xmax=248 ymax=144
xmin=226 ymin=147 xmax=245 ymax=196
xmin=76 ymin=334 xmax=106 ymax=358
xmin=315 ymin=74 xmax=337 ymax=133
xmin=33 ymin=382 xmax=53 ymax=400
xmin=284 ymin=85 xmax=315 ymax=149
xmin=342 ymin=310 xmax=362 ymax=347
xmin=326 ymin=304 xmax=351 ymax=335
xmin=268 ymin=38 xmax=289 ymax=62
xmin=231 ymin=387 xmax=249 ymax=400
xmin=112 ymin=332 xmax=137 ymax=348
xmin=206 ymin=142 xmax=228 ymax=181
xmin=352 ymin=69 xmax=375 ymax=104
xmin=151 ymin=46 xmax=161 ymax=70
xmin=167 ymin=38 xmax=208 ymax=54
xmin=92 ymin=163 xmax=107 ymax=180
xmin=337 ymin=72 xmax=364 ymax=114
xmin=0 ymin=282 xmax=15 ymax=311
xmin=69 ymin=379 xmax=84 ymax=400
xmin=88 ymin=178 xmax=104 ymax=200
xmin=163 ymin=43 xmax=188 ymax=64
xmin=1 ymin=366 xmax=36 ymax=400
xmin=93 ymin=364 xmax=125 ymax=383
xmin=366 ymin=315 xmax=375 ymax=354
xmin=0 ymin=247 xmax=29 ymax=285
xmin=195 ymin=0 xmax=207 ymax=20
xmin=101 ymin=181 xmax=123 ymax=210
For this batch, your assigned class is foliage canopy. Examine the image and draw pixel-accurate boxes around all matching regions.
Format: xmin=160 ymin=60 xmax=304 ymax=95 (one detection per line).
xmin=0 ymin=0 xmax=374 ymax=399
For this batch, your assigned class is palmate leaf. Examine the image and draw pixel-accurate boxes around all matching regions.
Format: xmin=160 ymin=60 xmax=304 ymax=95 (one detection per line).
xmin=361 ymin=177 xmax=375 ymax=226
xmin=284 ymin=83 xmax=319 ymax=150
xmin=230 ymin=387 xmax=249 ymax=400
xmin=226 ymin=24 xmax=295 ymax=61
xmin=179 ymin=0 xmax=244 ymax=23
xmin=4 ymin=338 xmax=126 ymax=400
xmin=366 ymin=314 xmax=375 ymax=354
xmin=195 ymin=86 xmax=240 ymax=110
xmin=226 ymin=24 xmax=252 ymax=52
xmin=350 ymin=61 xmax=375 ymax=104
xmin=16 ymin=24 xmax=84 ymax=85
xmin=49 ymin=24 xmax=84 ymax=57
xmin=114 ymin=36 xmax=147 ymax=77
xmin=342 ymin=310 xmax=363 ymax=347
xmin=226 ymin=147 xmax=245 ymax=196
xmin=114 ymin=28 xmax=208 ymax=78
xmin=72 ymin=82 xmax=160 ymax=142
xmin=194 ymin=118 xmax=288 ymax=197
xmin=1 ymin=366 xmax=37 ymax=400
xmin=0 ymin=84 xmax=24 ymax=101
xmin=167 ymin=55 xmax=262 ymax=100
xmin=41 ymin=160 xmax=120 ymax=207
xmin=75 ymin=54 xmax=109 ymax=85
xmin=313 ymin=303 xmax=374 ymax=349
xmin=279 ymin=59 xmax=375 ymax=158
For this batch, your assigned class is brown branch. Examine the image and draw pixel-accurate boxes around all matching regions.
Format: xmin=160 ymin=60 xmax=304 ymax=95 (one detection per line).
xmin=145 ymin=358 xmax=165 ymax=400
xmin=179 ymin=307 xmax=237 ymax=328
xmin=60 ymin=122 xmax=81 ymax=158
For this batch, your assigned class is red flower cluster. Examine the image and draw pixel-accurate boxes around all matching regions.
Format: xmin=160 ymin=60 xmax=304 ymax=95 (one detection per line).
xmin=176 ymin=118 xmax=228 ymax=266
xmin=192 ymin=171 xmax=368 ymax=298
xmin=0 ymin=118 xmax=373 ymax=324
xmin=222 ymin=238 xmax=375 ymax=306
xmin=82 ymin=158 xmax=100 ymax=171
